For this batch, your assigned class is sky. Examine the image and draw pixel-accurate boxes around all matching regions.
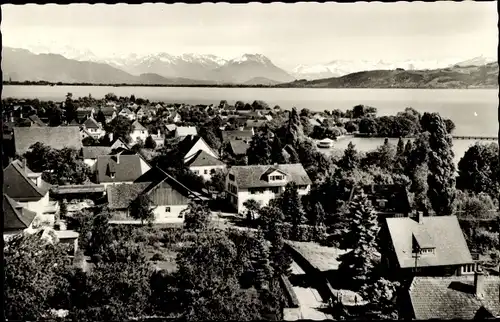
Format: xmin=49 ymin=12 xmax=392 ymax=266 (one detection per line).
xmin=1 ymin=2 xmax=498 ymax=70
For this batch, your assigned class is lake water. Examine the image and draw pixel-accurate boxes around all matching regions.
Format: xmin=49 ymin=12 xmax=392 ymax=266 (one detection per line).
xmin=318 ymin=136 xmax=498 ymax=170
xmin=2 ymin=86 xmax=498 ymax=137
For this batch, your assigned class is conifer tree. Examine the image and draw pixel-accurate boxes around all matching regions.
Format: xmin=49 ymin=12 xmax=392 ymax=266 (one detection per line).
xmin=279 ymin=182 xmax=306 ymax=228
xmin=425 ymin=113 xmax=456 ymax=216
xmin=339 ymin=142 xmax=360 ymax=172
xmin=337 ymin=194 xmax=381 ymax=289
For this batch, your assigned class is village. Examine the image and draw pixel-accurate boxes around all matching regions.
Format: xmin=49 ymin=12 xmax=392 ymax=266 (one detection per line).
xmin=2 ymin=92 xmax=500 ymax=321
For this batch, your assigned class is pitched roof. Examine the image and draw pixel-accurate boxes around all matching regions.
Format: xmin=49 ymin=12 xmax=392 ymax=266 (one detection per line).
xmin=410 ymin=275 xmax=500 ymax=319
xmin=82 ymin=117 xmax=101 ymax=129
xmin=100 ymin=107 xmax=116 ymax=116
xmin=82 ymin=146 xmax=113 ymax=159
xmin=175 ymin=126 xmax=197 ymax=137
xmin=385 ymin=216 xmax=473 ymax=268
xmin=13 ymin=126 xmax=82 ymax=155
xmin=230 ymin=163 xmax=312 ymax=189
xmin=165 ymin=124 xmax=177 ymax=132
xmin=132 ymin=120 xmax=147 ymax=131
xmin=3 ymin=160 xmax=50 ymax=202
xmin=3 ymin=193 xmax=37 ymax=231
xmin=246 ymin=120 xmax=267 ymax=128
xmin=107 ymin=167 xmax=203 ymax=209
xmin=119 ymin=108 xmax=134 ymax=115
xmin=107 ymin=182 xmax=151 ymax=209
xmin=96 ymin=154 xmax=149 ymax=183
xmin=110 ymin=138 xmax=130 ymax=150
xmin=27 ymin=114 xmax=46 ymax=126
xmin=185 ymin=150 xmax=226 ymax=167
xmin=229 ymin=139 xmax=250 ymax=156
xmin=222 ymin=129 xmax=254 ymax=142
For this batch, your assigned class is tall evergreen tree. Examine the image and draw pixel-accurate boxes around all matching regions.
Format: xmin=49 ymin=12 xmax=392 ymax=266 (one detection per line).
xmin=247 ymin=129 xmax=274 ymax=165
xmin=279 ymin=182 xmax=306 ymax=228
xmin=337 ymin=194 xmax=381 ymax=289
xmin=285 ymin=107 xmax=303 ymax=147
xmin=339 ymin=142 xmax=360 ymax=172
xmin=425 ymin=113 xmax=456 ymax=216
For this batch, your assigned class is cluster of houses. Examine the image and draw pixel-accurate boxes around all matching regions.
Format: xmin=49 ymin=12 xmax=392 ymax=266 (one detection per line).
xmin=2 ymin=100 xmax=499 ymax=320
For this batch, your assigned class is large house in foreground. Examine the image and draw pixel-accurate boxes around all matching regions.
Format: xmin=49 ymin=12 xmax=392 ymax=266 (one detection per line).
xmin=383 ymin=214 xmax=476 ymax=279
xmin=107 ymin=167 xmax=206 ymax=221
xmin=226 ymin=163 xmax=312 ymax=214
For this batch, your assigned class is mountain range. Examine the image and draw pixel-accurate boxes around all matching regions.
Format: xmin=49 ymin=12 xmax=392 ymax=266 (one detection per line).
xmin=2 ymin=46 xmax=497 ymax=86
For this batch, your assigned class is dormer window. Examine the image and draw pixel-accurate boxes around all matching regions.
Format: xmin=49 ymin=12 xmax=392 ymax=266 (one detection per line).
xmin=110 ymin=173 xmax=115 ymax=179
xmin=270 ymin=175 xmax=283 ymax=181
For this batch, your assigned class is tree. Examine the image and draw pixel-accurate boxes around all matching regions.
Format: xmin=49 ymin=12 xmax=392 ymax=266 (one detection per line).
xmin=129 ymin=194 xmax=156 ymax=225
xmin=105 ymin=115 xmax=133 ymax=143
xmin=144 ymin=135 xmax=157 ymax=149
xmin=279 ymin=182 xmax=306 ymax=231
xmin=249 ymin=231 xmax=274 ymax=289
xmin=48 ymin=107 xmax=64 ymax=126
xmin=243 ymin=199 xmax=261 ymax=221
xmin=4 ymin=232 xmax=73 ymax=321
xmin=175 ymin=230 xmax=262 ymax=321
xmin=104 ymin=93 xmax=118 ymax=101
xmin=95 ymin=109 xmax=106 ymax=125
xmin=425 ymin=113 xmax=456 ymax=216
xmin=24 ymin=143 xmax=90 ymax=185
xmin=64 ymin=92 xmax=77 ymax=123
xmin=359 ymin=117 xmax=378 ymax=135
xmin=285 ymin=107 xmax=303 ymax=146
xmin=182 ymin=201 xmax=211 ymax=231
xmin=267 ymin=220 xmax=293 ymax=277
xmin=247 ymin=128 xmax=274 ymax=165
xmin=337 ymin=194 xmax=381 ymax=289
xmin=452 ymin=191 xmax=497 ymax=220
xmin=339 ymin=142 xmax=360 ymax=172
xmin=208 ymin=168 xmax=228 ymax=195
xmin=360 ymin=278 xmax=400 ymax=319
xmin=309 ymin=201 xmax=326 ymax=227
xmin=457 ymin=142 xmax=499 ymax=199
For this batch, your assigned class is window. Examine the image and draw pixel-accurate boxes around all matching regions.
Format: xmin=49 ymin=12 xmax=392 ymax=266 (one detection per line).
xmin=165 ymin=207 xmax=171 ymax=212
xmin=141 ymin=131 xmax=145 ymax=134
xmin=204 ymin=169 xmax=208 ymax=174
xmin=229 ymin=174 xmax=235 ymax=181
xmin=249 ymin=188 xmax=256 ymax=195
xmin=270 ymin=175 xmax=283 ymax=181
xmin=271 ymin=187 xmax=280 ymax=194
xmin=210 ymin=169 xmax=216 ymax=174
xmin=193 ymin=170 xmax=199 ymax=174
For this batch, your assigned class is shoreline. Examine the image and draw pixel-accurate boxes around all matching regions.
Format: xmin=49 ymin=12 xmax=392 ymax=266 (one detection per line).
xmin=2 ymin=83 xmax=498 ymax=90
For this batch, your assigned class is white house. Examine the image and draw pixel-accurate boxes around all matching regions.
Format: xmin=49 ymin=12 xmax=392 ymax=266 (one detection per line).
xmin=185 ymin=150 xmax=226 ymax=181
xmin=175 ymin=126 xmax=198 ymax=139
xmin=181 ymin=135 xmax=218 ymax=163
xmin=118 ymin=108 xmax=136 ymax=121
xmin=95 ymin=154 xmax=152 ymax=188
xmin=226 ymin=163 xmax=312 ymax=214
xmin=81 ymin=117 xmax=106 ymax=139
xmin=170 ymin=111 xmax=182 ymax=123
xmin=107 ymin=167 xmax=207 ymax=221
xmin=130 ymin=121 xmax=149 ymax=144
xmin=3 ymin=160 xmax=58 ymax=220
xmin=151 ymin=129 xmax=165 ymax=148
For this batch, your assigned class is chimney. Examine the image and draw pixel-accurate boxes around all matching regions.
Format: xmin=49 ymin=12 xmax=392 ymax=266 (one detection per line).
xmin=417 ymin=211 xmax=424 ymax=224
xmin=474 ymin=270 xmax=485 ymax=299
xmin=116 ymin=154 xmax=120 ymax=164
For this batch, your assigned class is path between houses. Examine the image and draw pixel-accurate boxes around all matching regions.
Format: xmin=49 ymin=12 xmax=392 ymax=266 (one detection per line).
xmin=284 ymin=261 xmax=333 ymax=321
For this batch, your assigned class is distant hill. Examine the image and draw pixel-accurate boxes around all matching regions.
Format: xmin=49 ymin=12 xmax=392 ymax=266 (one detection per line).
xmin=278 ymin=63 xmax=499 ymax=89
xmin=2 ymin=47 xmax=218 ymax=85
xmin=243 ymin=77 xmax=281 ymax=86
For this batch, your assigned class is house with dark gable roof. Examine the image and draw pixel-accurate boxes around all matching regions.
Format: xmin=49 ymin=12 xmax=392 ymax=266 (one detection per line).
xmin=118 ymin=107 xmax=136 ymax=121
xmin=130 ymin=120 xmax=149 ymax=144
xmin=178 ymin=135 xmax=225 ymax=180
xmin=406 ymin=272 xmax=500 ymax=320
xmin=185 ymin=150 xmax=226 ymax=181
xmin=13 ymin=126 xmax=83 ymax=155
xmin=383 ymin=214 xmax=477 ymax=280
xmin=3 ymin=193 xmax=37 ymax=238
xmin=81 ymin=117 xmax=105 ymax=139
xmin=107 ymin=167 xmax=206 ymax=222
xmin=3 ymin=160 xmax=56 ymax=217
xmin=226 ymin=163 xmax=312 ymax=214
xmin=95 ymin=154 xmax=152 ymax=188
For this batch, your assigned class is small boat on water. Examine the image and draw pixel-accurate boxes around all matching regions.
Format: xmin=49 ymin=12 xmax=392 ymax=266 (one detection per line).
xmin=317 ymin=138 xmax=335 ymax=149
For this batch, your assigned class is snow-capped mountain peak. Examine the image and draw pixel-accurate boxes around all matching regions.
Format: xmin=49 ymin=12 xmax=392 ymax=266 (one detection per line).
xmin=230 ymin=53 xmax=272 ymax=65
